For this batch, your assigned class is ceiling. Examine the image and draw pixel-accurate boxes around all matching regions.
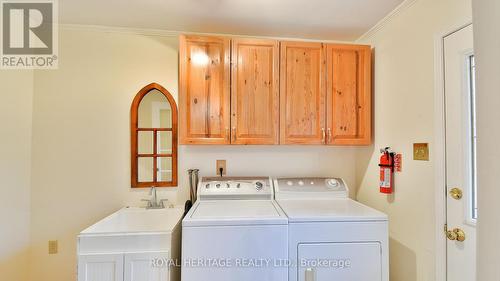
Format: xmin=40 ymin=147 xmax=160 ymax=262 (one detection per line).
xmin=59 ymin=0 xmax=405 ymax=41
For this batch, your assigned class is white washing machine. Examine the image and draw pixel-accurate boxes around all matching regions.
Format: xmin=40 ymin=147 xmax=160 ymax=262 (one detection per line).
xmin=274 ymin=177 xmax=389 ymax=281
xmin=182 ymin=177 xmax=288 ymax=281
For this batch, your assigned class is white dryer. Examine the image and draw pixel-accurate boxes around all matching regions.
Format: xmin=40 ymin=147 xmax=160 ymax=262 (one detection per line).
xmin=274 ymin=177 xmax=389 ymax=281
xmin=182 ymin=177 xmax=288 ymax=281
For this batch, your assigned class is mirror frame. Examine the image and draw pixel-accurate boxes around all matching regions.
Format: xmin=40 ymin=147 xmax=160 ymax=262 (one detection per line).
xmin=130 ymin=83 xmax=178 ymax=188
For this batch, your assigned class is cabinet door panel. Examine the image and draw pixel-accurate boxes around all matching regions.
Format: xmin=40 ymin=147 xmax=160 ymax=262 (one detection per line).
xmin=326 ymin=44 xmax=371 ymax=145
xmin=280 ymin=42 xmax=326 ymax=144
xmin=78 ymin=254 xmax=124 ymax=281
xmin=231 ymin=39 xmax=279 ymax=144
xmin=179 ymin=35 xmax=231 ymax=144
xmin=124 ymin=252 xmax=169 ymax=281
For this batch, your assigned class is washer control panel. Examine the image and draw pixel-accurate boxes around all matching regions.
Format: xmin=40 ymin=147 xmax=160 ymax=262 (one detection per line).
xmin=198 ymin=177 xmax=272 ymax=200
xmin=274 ymin=177 xmax=349 ymax=200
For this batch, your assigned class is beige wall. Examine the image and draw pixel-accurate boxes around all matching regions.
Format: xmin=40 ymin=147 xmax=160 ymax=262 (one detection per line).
xmin=473 ymin=1 xmax=500 ymax=280
xmin=28 ymin=28 xmax=360 ymax=281
xmin=5 ymin=1 xmax=477 ymax=278
xmin=356 ymin=0 xmax=471 ymax=280
xmin=0 ymin=70 xmax=33 ymax=281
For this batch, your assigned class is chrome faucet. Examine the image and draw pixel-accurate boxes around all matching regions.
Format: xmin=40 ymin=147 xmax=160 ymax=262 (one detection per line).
xmin=142 ymin=187 xmax=170 ymax=209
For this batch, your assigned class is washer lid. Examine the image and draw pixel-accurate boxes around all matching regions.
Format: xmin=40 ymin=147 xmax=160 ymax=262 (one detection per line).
xmin=277 ymin=199 xmax=387 ymax=222
xmin=183 ymin=200 xmax=287 ymax=226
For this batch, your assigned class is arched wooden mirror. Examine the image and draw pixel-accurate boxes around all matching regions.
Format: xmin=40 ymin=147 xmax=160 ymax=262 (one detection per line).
xmin=131 ymin=83 xmax=178 ymax=188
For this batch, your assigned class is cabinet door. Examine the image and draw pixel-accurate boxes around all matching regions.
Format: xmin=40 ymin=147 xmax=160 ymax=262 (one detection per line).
xmin=124 ymin=252 xmax=170 ymax=281
xmin=179 ymin=35 xmax=231 ymax=144
xmin=280 ymin=42 xmax=326 ymax=144
xmin=326 ymin=44 xmax=371 ymax=145
xmin=231 ymin=38 xmax=279 ymax=144
xmin=78 ymin=254 xmax=124 ymax=281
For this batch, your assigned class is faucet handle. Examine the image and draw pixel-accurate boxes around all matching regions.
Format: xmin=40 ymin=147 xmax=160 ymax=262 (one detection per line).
xmin=159 ymin=199 xmax=171 ymax=208
xmin=141 ymin=199 xmax=152 ymax=208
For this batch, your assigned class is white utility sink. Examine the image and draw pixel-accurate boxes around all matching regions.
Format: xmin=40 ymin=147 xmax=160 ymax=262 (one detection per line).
xmin=78 ymin=206 xmax=184 ymax=281
xmin=80 ymin=206 xmax=184 ymax=235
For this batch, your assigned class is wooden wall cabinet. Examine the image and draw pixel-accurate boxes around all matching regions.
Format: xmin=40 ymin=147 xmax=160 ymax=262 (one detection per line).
xmin=179 ymin=35 xmax=372 ymax=146
xmin=326 ymin=44 xmax=372 ymax=145
xmin=180 ymin=35 xmax=279 ymax=145
xmin=231 ymin=38 xmax=280 ymax=144
xmin=179 ymin=35 xmax=231 ymax=144
xmin=280 ymin=41 xmax=326 ymax=144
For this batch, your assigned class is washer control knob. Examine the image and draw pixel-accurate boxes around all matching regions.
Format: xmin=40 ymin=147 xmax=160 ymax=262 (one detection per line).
xmin=216 ymin=183 xmax=221 ymax=188
xmin=287 ymin=181 xmax=293 ymax=186
xmin=226 ymin=183 xmax=230 ymax=188
xmin=298 ymin=180 xmax=304 ymax=186
xmin=205 ymin=184 xmax=210 ymax=189
xmin=255 ymin=181 xmax=264 ymax=190
xmin=237 ymin=183 xmax=241 ymax=188
xmin=327 ymin=179 xmax=340 ymax=187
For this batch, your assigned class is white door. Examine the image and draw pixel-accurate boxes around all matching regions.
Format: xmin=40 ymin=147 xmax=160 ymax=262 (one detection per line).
xmin=444 ymin=24 xmax=476 ymax=281
xmin=124 ymin=252 xmax=170 ymax=281
xmin=78 ymin=254 xmax=124 ymax=281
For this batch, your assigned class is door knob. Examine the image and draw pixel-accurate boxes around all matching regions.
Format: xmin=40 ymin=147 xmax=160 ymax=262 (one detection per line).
xmin=449 ymin=187 xmax=463 ymax=200
xmin=446 ymin=228 xmax=466 ymax=242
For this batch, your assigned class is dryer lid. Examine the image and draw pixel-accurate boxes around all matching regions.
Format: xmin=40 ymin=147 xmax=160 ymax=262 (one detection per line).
xmin=277 ymin=198 xmax=387 ymax=222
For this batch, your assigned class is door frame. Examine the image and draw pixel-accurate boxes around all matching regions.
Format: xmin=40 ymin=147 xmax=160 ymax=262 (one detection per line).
xmin=434 ymin=21 xmax=473 ymax=281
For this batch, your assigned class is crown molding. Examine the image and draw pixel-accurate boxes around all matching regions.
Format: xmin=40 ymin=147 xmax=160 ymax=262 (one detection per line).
xmin=59 ymin=24 xmax=355 ymax=44
xmin=356 ymin=0 xmax=418 ymax=42
xmin=59 ymin=24 xmax=180 ymax=37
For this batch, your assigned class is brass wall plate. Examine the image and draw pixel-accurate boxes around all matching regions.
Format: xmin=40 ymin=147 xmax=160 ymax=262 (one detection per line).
xmin=413 ymin=143 xmax=429 ymax=161
xmin=48 ymin=240 xmax=58 ymax=254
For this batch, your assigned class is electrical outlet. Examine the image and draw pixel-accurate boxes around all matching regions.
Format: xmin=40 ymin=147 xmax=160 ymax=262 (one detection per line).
xmin=48 ymin=240 xmax=58 ymax=254
xmin=216 ymin=160 xmax=226 ymax=176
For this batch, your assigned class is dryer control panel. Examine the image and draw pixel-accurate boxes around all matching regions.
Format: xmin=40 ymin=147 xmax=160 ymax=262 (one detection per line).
xmin=274 ymin=177 xmax=349 ymax=200
xmin=198 ymin=177 xmax=273 ymax=200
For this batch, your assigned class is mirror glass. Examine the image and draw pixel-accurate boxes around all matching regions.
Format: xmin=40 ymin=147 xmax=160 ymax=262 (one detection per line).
xmin=138 ymin=89 xmax=172 ymax=128
xmin=133 ymin=87 xmax=177 ymax=187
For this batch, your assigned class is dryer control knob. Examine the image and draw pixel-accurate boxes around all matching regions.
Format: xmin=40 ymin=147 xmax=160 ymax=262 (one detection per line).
xmin=255 ymin=182 xmax=263 ymax=190
xmin=216 ymin=183 xmax=221 ymax=188
xmin=287 ymin=181 xmax=293 ymax=186
xmin=327 ymin=179 xmax=340 ymax=187
xmin=298 ymin=180 xmax=304 ymax=186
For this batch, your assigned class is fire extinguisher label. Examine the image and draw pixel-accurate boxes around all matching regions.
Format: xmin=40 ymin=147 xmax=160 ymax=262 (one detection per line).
xmin=381 ymin=168 xmax=391 ymax=188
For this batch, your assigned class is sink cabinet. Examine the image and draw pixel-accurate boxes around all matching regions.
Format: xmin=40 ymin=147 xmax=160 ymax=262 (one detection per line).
xmin=78 ymin=252 xmax=170 ymax=281
xmin=77 ymin=208 xmax=182 ymax=281
xmin=78 ymin=253 xmax=124 ymax=281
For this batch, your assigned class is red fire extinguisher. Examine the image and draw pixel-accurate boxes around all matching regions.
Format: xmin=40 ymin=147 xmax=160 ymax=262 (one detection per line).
xmin=379 ymin=147 xmax=395 ymax=194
